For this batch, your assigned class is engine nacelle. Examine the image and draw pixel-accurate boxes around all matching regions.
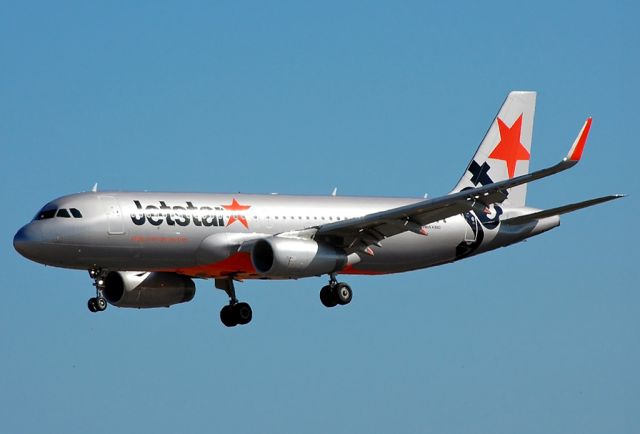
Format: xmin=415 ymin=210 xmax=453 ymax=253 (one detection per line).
xmin=251 ymin=237 xmax=347 ymax=278
xmin=102 ymin=271 xmax=196 ymax=308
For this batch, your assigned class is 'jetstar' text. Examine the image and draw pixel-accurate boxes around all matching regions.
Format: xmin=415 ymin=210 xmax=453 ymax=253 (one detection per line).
xmin=130 ymin=201 xmax=226 ymax=227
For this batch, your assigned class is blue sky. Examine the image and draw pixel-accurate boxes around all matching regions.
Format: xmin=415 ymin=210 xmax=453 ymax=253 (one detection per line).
xmin=1 ymin=1 xmax=638 ymax=433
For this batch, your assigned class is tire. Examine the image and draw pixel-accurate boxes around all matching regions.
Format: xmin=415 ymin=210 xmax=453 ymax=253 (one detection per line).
xmin=87 ymin=298 xmax=97 ymax=312
xmin=96 ymin=297 xmax=107 ymax=311
xmin=234 ymin=302 xmax=253 ymax=325
xmin=220 ymin=305 xmax=238 ymax=327
xmin=334 ymin=283 xmax=353 ymax=305
xmin=320 ymin=285 xmax=337 ymax=308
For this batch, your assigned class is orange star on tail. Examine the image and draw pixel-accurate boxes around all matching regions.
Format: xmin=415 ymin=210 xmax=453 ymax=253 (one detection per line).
xmin=489 ymin=114 xmax=530 ymax=179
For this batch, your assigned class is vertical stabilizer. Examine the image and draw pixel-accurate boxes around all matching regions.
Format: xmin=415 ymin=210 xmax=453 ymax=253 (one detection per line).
xmin=452 ymin=91 xmax=536 ymax=207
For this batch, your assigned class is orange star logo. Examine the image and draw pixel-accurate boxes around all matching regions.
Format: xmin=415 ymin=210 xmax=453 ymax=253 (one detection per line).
xmin=222 ymin=198 xmax=251 ymax=229
xmin=488 ymin=114 xmax=530 ymax=179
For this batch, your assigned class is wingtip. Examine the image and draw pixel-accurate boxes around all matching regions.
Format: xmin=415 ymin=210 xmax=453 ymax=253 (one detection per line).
xmin=567 ymin=117 xmax=592 ymax=162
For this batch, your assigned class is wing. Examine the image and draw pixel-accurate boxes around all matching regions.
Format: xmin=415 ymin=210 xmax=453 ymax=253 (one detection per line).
xmin=312 ymin=118 xmax=593 ymax=254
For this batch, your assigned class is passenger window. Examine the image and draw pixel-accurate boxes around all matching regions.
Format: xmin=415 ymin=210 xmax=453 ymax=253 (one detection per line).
xmin=35 ymin=209 xmax=56 ymax=220
xmin=70 ymin=208 xmax=83 ymax=218
xmin=56 ymin=209 xmax=71 ymax=218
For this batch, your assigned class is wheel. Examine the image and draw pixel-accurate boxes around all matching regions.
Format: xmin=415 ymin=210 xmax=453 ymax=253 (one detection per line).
xmin=334 ymin=283 xmax=353 ymax=305
xmin=234 ymin=302 xmax=253 ymax=325
xmin=87 ymin=297 xmax=98 ymax=312
xmin=320 ymin=285 xmax=337 ymax=308
xmin=220 ymin=304 xmax=238 ymax=327
xmin=96 ymin=297 xmax=107 ymax=311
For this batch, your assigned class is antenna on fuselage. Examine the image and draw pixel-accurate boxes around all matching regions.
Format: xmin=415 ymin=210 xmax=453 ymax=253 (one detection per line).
xmin=92 ymin=183 xmax=98 ymax=193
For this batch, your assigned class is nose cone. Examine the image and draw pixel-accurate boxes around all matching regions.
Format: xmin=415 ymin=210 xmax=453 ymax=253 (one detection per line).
xmin=13 ymin=224 xmax=43 ymax=260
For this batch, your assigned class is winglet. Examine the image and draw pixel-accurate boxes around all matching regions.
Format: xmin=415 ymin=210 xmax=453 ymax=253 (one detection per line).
xmin=566 ymin=117 xmax=592 ymax=162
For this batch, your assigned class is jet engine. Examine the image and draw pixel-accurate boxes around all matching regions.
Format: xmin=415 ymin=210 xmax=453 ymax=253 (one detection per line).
xmin=102 ymin=271 xmax=196 ymax=308
xmin=251 ymin=237 xmax=347 ymax=278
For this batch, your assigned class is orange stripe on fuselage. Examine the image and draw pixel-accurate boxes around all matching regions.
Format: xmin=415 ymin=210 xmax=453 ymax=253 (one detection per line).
xmin=339 ymin=264 xmax=388 ymax=276
xmin=164 ymin=254 xmax=389 ymax=278
xmin=165 ymin=252 xmax=256 ymax=279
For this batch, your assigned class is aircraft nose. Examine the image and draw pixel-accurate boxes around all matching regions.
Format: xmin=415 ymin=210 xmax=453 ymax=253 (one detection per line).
xmin=13 ymin=224 xmax=43 ymax=259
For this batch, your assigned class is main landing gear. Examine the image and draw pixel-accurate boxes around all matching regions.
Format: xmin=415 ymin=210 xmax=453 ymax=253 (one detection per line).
xmin=216 ymin=278 xmax=252 ymax=327
xmin=320 ymin=274 xmax=353 ymax=308
xmin=87 ymin=268 xmax=108 ymax=313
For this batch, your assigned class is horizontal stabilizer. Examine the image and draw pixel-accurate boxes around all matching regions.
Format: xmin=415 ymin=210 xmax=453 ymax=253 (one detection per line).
xmin=502 ymin=194 xmax=624 ymax=225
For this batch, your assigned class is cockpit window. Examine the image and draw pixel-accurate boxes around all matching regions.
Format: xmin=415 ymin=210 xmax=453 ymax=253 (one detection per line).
xmin=35 ymin=208 xmax=57 ymax=220
xmin=33 ymin=205 xmax=83 ymax=221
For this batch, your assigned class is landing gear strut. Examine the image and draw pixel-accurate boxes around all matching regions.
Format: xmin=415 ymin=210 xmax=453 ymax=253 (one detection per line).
xmin=216 ymin=278 xmax=252 ymax=327
xmin=320 ymin=274 xmax=353 ymax=308
xmin=87 ymin=268 xmax=108 ymax=313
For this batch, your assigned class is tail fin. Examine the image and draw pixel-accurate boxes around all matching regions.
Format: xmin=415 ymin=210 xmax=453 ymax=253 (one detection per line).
xmin=452 ymin=91 xmax=536 ymax=207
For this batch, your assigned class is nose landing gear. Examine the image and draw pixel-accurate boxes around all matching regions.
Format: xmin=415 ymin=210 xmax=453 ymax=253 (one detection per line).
xmin=87 ymin=296 xmax=107 ymax=312
xmin=87 ymin=268 xmax=108 ymax=313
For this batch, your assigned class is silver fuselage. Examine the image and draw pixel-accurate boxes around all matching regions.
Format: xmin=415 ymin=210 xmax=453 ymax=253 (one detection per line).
xmin=14 ymin=191 xmax=559 ymax=279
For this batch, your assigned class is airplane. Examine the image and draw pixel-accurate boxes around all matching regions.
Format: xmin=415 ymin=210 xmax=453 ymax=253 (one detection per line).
xmin=13 ymin=91 xmax=623 ymax=327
